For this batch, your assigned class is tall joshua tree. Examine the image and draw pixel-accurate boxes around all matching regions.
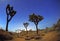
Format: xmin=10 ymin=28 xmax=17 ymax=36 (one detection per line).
xmin=6 ymin=4 xmax=16 ymax=31
xmin=29 ymin=13 xmax=43 ymax=35
xmin=23 ymin=22 xmax=29 ymax=34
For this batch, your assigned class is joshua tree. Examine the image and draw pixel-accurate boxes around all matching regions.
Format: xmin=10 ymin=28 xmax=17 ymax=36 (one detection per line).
xmin=29 ymin=13 xmax=43 ymax=35
xmin=23 ymin=22 xmax=29 ymax=34
xmin=6 ymin=4 xmax=16 ymax=31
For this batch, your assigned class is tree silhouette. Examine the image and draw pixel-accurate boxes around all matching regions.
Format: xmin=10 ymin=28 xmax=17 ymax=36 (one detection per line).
xmin=23 ymin=22 xmax=29 ymax=34
xmin=29 ymin=13 xmax=43 ymax=35
xmin=6 ymin=4 xmax=16 ymax=31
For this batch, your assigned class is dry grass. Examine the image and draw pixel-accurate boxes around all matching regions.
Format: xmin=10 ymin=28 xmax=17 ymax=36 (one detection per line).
xmin=5 ymin=31 xmax=60 ymax=41
xmin=0 ymin=28 xmax=60 ymax=41
xmin=41 ymin=31 xmax=60 ymax=41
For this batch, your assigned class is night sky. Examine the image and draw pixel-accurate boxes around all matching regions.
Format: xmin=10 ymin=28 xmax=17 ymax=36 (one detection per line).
xmin=0 ymin=0 xmax=60 ymax=32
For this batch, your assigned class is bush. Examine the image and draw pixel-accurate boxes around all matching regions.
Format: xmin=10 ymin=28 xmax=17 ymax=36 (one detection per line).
xmin=0 ymin=29 xmax=13 ymax=41
xmin=0 ymin=34 xmax=13 ymax=40
xmin=25 ymin=36 xmax=31 ymax=40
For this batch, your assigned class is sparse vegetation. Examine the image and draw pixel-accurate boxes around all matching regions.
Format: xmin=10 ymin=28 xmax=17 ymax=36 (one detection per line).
xmin=0 ymin=18 xmax=60 ymax=41
xmin=0 ymin=4 xmax=60 ymax=41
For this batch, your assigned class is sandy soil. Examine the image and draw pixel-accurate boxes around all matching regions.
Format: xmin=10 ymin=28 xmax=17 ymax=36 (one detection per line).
xmin=6 ymin=38 xmax=41 ymax=41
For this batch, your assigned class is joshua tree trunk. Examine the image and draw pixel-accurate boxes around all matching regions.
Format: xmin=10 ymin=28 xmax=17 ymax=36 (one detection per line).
xmin=6 ymin=15 xmax=8 ymax=31
xmin=26 ymin=27 xmax=28 ymax=34
xmin=6 ymin=21 xmax=9 ymax=31
xmin=36 ymin=24 xmax=38 ymax=35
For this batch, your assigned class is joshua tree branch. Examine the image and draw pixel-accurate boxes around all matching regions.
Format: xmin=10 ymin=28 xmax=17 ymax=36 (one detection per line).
xmin=8 ymin=16 xmax=13 ymax=22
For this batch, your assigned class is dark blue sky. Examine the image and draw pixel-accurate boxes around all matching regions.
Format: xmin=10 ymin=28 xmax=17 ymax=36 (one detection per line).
xmin=0 ymin=0 xmax=60 ymax=32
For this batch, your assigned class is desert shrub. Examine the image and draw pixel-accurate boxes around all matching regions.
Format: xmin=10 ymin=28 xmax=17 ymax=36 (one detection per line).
xmin=25 ymin=36 xmax=31 ymax=40
xmin=41 ymin=33 xmax=45 ymax=36
xmin=0 ymin=34 xmax=12 ymax=40
xmin=0 ymin=29 xmax=13 ymax=41
xmin=34 ymin=35 xmax=42 ymax=40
